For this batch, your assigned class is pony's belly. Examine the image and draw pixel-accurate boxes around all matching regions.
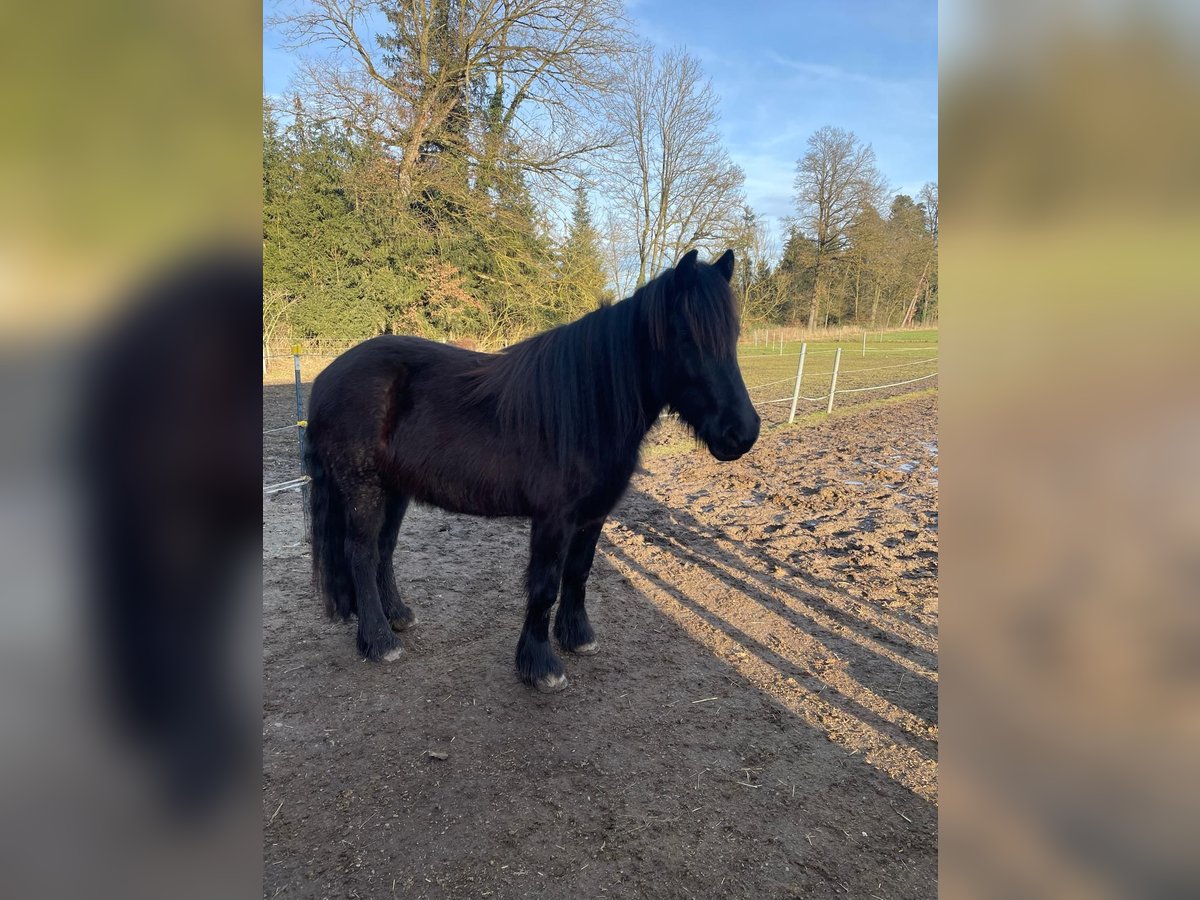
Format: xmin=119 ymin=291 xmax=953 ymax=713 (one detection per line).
xmin=412 ymin=483 xmax=528 ymax=519
xmin=391 ymin=449 xmax=533 ymax=519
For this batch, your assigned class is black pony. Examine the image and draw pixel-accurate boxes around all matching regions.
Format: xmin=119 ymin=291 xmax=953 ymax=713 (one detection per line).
xmin=306 ymin=249 xmax=759 ymax=691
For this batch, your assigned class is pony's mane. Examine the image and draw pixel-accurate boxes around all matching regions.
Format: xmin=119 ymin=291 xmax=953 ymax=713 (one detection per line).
xmin=464 ymin=259 xmax=739 ymax=466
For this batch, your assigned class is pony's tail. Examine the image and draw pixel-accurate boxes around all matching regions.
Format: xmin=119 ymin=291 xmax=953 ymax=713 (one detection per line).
xmin=306 ymin=437 xmax=355 ymax=620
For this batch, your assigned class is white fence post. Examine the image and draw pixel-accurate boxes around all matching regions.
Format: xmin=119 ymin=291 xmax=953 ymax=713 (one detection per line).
xmin=862 ymin=331 xmax=867 ymax=357
xmin=779 ymin=332 xmax=783 ymax=355
xmin=826 ymin=347 xmax=842 ymax=414
xmin=788 ymin=342 xmax=808 ymax=424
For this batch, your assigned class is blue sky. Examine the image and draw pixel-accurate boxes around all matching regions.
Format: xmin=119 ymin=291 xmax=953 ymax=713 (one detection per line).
xmin=626 ymin=0 xmax=938 ymax=230
xmin=264 ymin=1 xmax=937 ymax=241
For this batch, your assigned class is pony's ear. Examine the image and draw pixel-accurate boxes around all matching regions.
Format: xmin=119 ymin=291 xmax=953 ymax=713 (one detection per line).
xmin=715 ymin=248 xmax=735 ymax=282
xmin=674 ymin=248 xmax=700 ymax=288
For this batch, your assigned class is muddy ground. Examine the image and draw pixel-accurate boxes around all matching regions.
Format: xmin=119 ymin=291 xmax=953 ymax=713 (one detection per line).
xmin=263 ymin=386 xmax=938 ymax=898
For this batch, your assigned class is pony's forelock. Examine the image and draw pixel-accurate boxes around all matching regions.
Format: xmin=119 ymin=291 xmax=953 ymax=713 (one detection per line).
xmin=641 ymin=261 xmax=740 ymax=359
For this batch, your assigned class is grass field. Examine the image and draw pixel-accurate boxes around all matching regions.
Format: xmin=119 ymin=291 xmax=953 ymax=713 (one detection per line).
xmin=737 ymin=329 xmax=939 ymax=416
xmin=263 ymin=329 xmax=940 ymax=429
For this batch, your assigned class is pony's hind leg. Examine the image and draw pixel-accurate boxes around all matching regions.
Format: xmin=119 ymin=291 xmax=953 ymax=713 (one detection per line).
xmin=378 ymin=492 xmax=418 ymax=632
xmin=554 ymin=520 xmax=603 ymax=655
xmin=345 ymin=483 xmax=403 ymax=662
xmin=515 ymin=516 xmax=571 ymax=692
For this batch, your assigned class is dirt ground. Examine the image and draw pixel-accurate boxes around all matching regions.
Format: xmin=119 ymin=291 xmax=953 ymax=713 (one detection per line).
xmin=263 ymin=385 xmax=938 ymax=899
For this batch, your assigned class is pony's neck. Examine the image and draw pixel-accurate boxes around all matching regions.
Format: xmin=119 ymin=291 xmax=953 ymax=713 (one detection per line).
xmin=599 ymin=296 xmax=667 ymax=448
xmin=628 ymin=376 xmax=667 ymax=449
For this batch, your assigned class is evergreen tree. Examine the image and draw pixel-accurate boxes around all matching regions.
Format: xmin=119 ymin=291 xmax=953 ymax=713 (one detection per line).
xmin=558 ymin=185 xmax=610 ymax=315
xmin=776 ymin=227 xmax=818 ymax=324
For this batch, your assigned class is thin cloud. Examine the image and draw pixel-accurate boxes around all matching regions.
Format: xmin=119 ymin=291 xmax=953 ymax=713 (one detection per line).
xmin=766 ymin=51 xmax=929 ymax=94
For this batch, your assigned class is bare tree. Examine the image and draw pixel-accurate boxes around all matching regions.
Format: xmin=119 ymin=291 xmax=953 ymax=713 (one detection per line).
xmin=599 ymin=206 xmax=636 ymax=300
xmin=919 ymin=180 xmax=938 ymax=242
xmin=725 ymin=205 xmax=779 ymax=315
xmin=605 ymin=46 xmax=746 ymax=286
xmin=275 ymin=0 xmax=629 ymax=192
xmin=262 ymin=288 xmax=297 ymax=374
xmin=793 ymin=126 xmax=886 ymax=328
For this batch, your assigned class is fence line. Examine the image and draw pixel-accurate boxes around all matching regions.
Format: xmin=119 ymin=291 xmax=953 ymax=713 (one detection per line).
xmin=758 ymin=393 xmax=828 ymax=405
xmin=264 ymin=343 xmax=936 ymax=505
xmin=834 ymin=371 xmax=939 ymax=395
xmin=745 ymin=326 xmax=937 ymax=346
xmin=745 ymin=356 xmax=938 ymax=391
xmin=746 ymin=376 xmax=800 ymax=392
xmin=264 ymin=351 xmax=347 ymax=360
xmin=743 ymin=338 xmax=938 ymax=418
xmin=739 ymin=347 xmax=838 ymax=359
xmin=269 ymin=329 xmax=936 ymax=355
xmin=261 ymin=349 xmax=313 ymax=538
xmin=835 ymin=357 xmax=938 ymax=375
xmin=267 ymin=344 xmax=934 ymax=364
xmin=264 ymin=475 xmax=311 ymax=495
xmin=743 ymin=345 xmax=937 ymax=359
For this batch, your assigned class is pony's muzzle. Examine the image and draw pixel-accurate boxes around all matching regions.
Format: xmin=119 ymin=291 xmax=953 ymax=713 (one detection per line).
xmin=711 ymin=409 xmax=760 ymax=460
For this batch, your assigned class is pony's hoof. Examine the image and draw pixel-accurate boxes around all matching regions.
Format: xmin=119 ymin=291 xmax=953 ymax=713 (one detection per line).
xmin=390 ymin=616 xmax=419 ymax=633
xmin=382 ymin=646 xmax=404 ymax=663
xmin=535 ymin=672 xmax=569 ymax=693
xmin=569 ymin=641 xmax=599 ymax=656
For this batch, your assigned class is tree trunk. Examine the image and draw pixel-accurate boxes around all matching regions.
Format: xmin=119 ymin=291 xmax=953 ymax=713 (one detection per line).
xmin=808 ymin=246 xmax=823 ymax=330
xmin=901 ymin=259 xmax=931 ymax=328
xmin=807 ymin=270 xmax=822 ymax=331
xmin=833 ymin=265 xmax=849 ymax=326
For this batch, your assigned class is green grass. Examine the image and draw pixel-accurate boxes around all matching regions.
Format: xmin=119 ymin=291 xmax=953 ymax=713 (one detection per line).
xmin=738 ymin=329 xmax=938 ymax=401
xmin=874 ymin=328 xmax=939 ymax=343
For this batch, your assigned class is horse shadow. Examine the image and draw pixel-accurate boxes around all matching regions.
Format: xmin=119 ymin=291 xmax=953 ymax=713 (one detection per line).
xmin=604 ymin=487 xmax=939 ymax=759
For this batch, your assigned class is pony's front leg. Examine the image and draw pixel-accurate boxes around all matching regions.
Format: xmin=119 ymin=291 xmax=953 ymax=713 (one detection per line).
xmin=554 ymin=520 xmax=603 ymax=655
xmin=515 ymin=516 xmax=571 ymax=693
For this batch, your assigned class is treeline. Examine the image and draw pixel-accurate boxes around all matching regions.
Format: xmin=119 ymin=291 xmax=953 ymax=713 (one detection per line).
xmin=263 ymin=1 xmax=936 ymax=347
xmin=734 ymin=127 xmax=938 ymax=330
xmin=264 ymin=99 xmax=608 ymax=344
